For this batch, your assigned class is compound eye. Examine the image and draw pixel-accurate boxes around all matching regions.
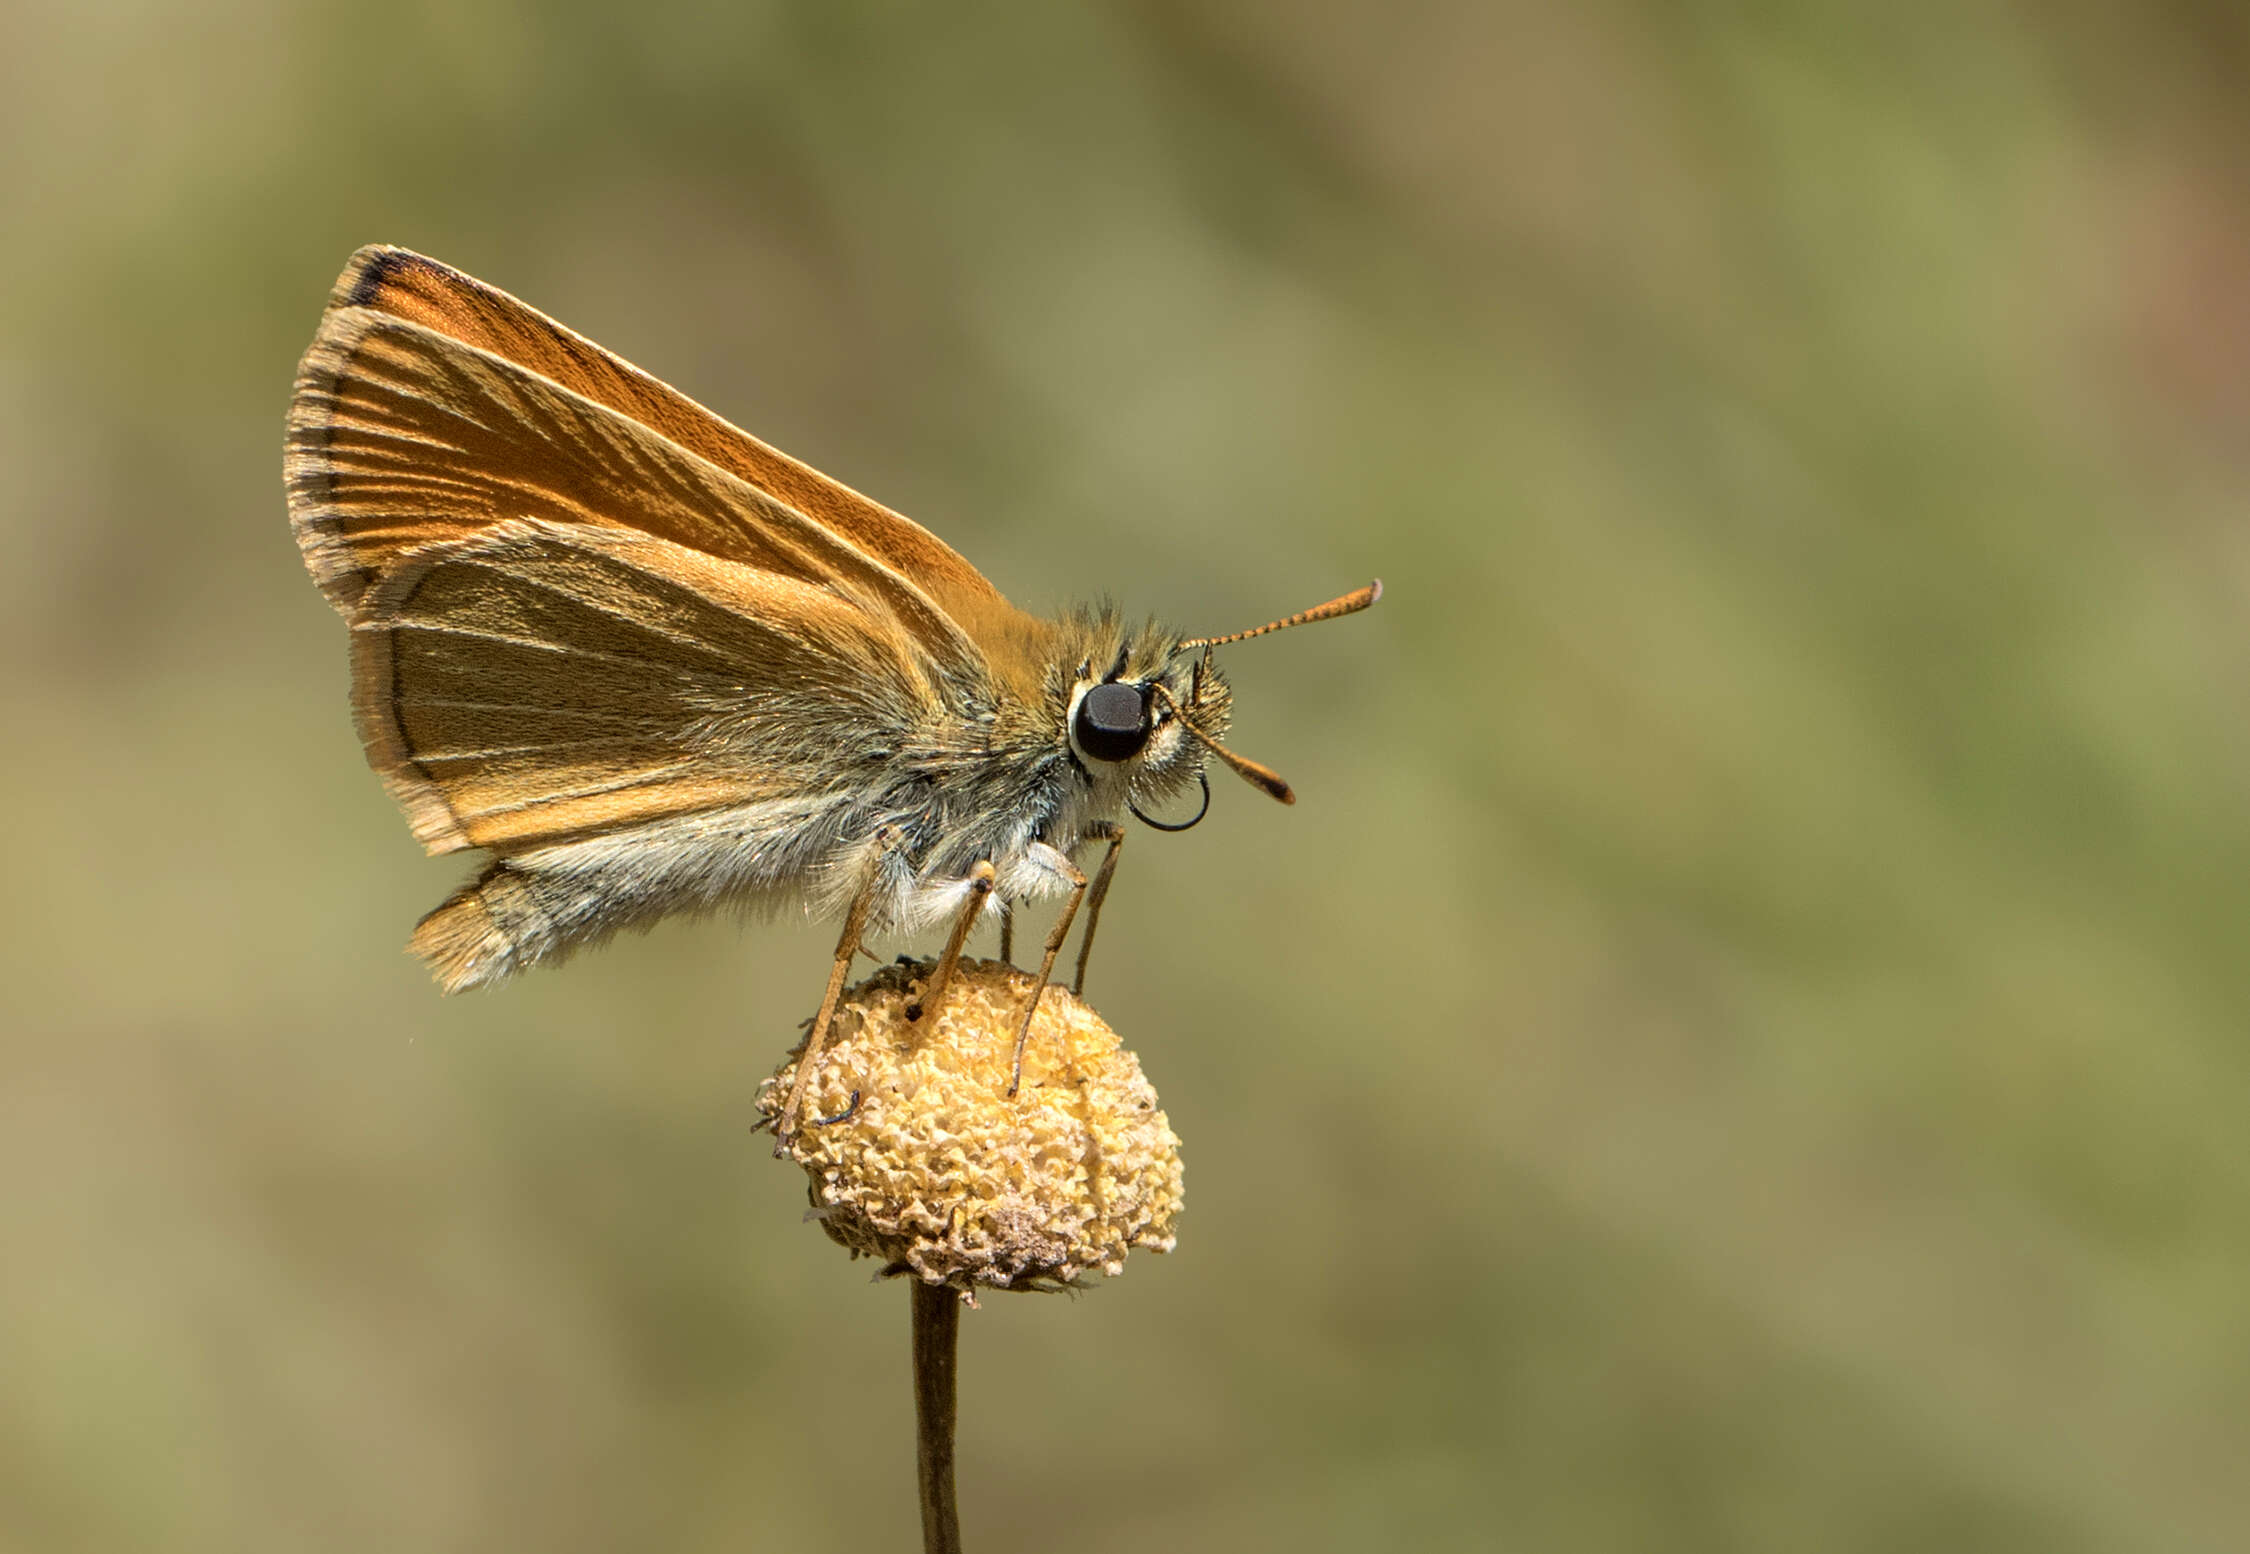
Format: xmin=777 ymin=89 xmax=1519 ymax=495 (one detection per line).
xmin=1073 ymin=681 xmax=1152 ymax=763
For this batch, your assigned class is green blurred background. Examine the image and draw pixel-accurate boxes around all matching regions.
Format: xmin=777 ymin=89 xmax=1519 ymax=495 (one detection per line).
xmin=7 ymin=2 xmax=2250 ymax=1549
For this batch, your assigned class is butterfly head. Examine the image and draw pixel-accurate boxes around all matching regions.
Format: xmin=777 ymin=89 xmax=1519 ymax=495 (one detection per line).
xmin=1060 ymin=580 xmax=1381 ymax=829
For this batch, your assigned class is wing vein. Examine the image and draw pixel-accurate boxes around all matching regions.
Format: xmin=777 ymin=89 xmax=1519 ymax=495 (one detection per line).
xmin=449 ymin=760 xmax=714 ymax=821
xmin=371 ymin=621 xmax=724 ymax=678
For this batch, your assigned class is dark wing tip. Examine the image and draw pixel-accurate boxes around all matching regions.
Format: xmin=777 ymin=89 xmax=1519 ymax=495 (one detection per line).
xmin=341 ymin=245 xmax=425 ymax=307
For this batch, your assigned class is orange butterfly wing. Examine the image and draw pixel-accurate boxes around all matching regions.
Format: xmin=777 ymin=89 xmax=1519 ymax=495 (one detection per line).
xmin=286 ymin=256 xmax=1007 ymax=861
xmin=293 ymin=244 xmax=1008 ymax=628
xmin=353 ymin=517 xmax=946 ymax=855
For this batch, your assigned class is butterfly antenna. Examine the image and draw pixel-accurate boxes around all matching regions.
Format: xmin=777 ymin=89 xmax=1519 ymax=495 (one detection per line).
xmin=1178 ymin=579 xmax=1382 ymax=651
xmin=1147 ymin=683 xmax=1295 ymax=806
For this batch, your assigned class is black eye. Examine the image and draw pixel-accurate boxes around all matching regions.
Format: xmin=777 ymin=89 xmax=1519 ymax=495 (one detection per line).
xmin=1073 ymin=681 xmax=1151 ymax=763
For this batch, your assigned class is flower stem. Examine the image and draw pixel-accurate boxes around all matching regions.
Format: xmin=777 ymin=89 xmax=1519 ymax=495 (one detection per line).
xmin=911 ymin=1280 xmax=962 ymax=1553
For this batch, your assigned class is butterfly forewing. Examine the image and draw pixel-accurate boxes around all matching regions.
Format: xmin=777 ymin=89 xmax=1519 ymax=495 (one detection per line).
xmin=303 ymin=245 xmax=1006 ymax=626
xmin=289 ymin=307 xmax=983 ymax=669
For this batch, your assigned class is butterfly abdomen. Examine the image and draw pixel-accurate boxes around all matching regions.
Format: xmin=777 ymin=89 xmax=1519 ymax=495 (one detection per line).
xmin=410 ymin=863 xmax=533 ymax=992
xmin=408 ymin=792 xmax=872 ymax=989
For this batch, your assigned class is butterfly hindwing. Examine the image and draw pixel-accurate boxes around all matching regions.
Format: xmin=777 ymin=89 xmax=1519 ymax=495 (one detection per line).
xmin=353 ymin=517 xmax=946 ymax=855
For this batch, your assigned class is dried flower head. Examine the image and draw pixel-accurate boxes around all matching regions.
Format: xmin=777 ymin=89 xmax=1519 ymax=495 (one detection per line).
xmin=759 ymin=958 xmax=1183 ymax=1295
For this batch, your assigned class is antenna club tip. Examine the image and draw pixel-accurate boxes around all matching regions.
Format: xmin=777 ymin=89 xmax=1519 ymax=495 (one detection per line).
xmin=1367 ymin=578 xmax=1383 ymax=604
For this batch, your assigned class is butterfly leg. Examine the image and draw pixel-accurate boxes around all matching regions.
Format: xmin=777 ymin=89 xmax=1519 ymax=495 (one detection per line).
xmin=775 ymin=861 xmax=889 ymax=1155
xmin=909 ymin=861 xmax=997 ymax=1023
xmin=998 ymin=904 xmax=1015 ymax=966
xmin=1069 ymin=822 xmax=1125 ymax=997
xmin=1007 ymin=847 xmax=1093 ymax=1097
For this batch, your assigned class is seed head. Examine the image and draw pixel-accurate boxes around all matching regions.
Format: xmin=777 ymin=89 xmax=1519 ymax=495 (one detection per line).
xmin=760 ymin=959 xmax=1184 ymax=1295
